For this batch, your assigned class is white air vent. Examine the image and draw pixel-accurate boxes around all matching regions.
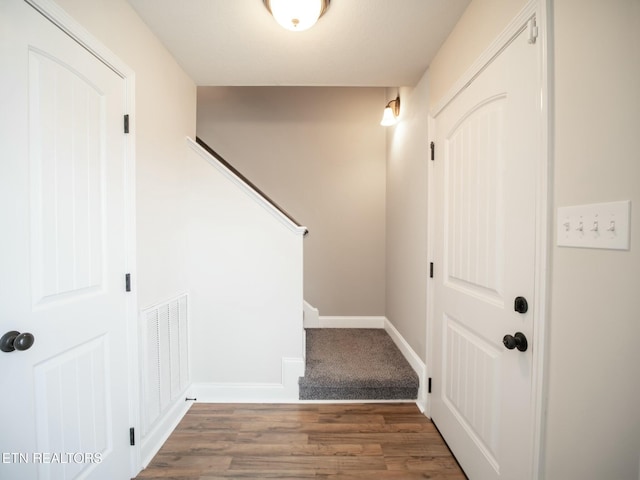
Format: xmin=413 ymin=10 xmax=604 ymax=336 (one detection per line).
xmin=140 ymin=294 xmax=189 ymax=436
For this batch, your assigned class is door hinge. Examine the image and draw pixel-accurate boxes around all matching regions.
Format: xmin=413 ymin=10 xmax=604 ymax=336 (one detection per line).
xmin=528 ymin=17 xmax=538 ymax=44
xmin=430 ymin=141 xmax=435 ymax=161
xmin=429 ymin=262 xmax=434 ymax=278
xmin=428 ymin=377 xmax=432 ymax=394
xmin=125 ymin=273 xmax=131 ymax=292
xmin=124 ymin=114 xmax=130 ymax=134
xmin=129 ymin=427 xmax=135 ymax=446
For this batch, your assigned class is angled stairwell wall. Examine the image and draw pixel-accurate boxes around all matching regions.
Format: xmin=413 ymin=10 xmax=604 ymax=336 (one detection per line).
xmin=185 ymin=138 xmax=307 ymax=402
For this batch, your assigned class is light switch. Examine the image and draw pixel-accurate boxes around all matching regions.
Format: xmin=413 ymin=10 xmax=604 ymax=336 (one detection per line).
xmin=557 ymin=201 xmax=631 ymax=250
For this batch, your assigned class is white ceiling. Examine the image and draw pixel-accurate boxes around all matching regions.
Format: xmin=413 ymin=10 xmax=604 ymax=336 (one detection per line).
xmin=126 ymin=0 xmax=470 ymax=87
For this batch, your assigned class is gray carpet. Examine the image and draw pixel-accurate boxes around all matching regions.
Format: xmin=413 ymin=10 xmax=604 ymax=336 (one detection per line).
xmin=298 ymin=328 xmax=419 ymax=400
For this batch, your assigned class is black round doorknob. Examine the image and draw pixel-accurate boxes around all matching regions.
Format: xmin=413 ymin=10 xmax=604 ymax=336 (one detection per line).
xmin=503 ymin=332 xmax=528 ymax=352
xmin=14 ymin=332 xmax=35 ymax=351
xmin=0 ymin=331 xmax=35 ymax=353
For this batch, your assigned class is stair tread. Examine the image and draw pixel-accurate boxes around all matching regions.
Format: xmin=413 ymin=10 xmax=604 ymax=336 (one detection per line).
xmin=299 ymin=329 xmax=419 ymax=401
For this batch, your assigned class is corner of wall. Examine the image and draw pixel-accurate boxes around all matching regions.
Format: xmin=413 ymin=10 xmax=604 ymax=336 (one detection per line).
xmin=303 ymin=300 xmax=320 ymax=328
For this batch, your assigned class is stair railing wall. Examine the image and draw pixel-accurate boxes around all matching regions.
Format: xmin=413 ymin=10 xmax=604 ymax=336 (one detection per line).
xmin=184 ymin=137 xmax=307 ymax=401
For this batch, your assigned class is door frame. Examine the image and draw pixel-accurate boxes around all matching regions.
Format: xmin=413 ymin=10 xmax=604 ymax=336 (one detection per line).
xmin=24 ymin=0 xmax=141 ymax=475
xmin=425 ymin=0 xmax=552 ymax=478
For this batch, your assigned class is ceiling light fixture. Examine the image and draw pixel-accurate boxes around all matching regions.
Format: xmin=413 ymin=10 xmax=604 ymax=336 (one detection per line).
xmin=380 ymin=95 xmax=400 ymax=126
xmin=263 ymin=0 xmax=330 ymax=32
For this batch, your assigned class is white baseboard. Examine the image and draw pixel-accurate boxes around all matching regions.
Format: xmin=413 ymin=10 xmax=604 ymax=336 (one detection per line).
xmin=187 ymin=322 xmax=427 ymax=412
xmin=140 ymin=391 xmax=192 ymax=468
xmin=318 ymin=316 xmax=386 ymax=328
xmin=416 ymin=385 xmax=429 ymax=415
xmin=303 ymin=300 xmax=320 ymax=328
xmin=383 ymin=318 xmax=428 ymax=412
xmin=191 ymin=357 xmax=304 ymax=403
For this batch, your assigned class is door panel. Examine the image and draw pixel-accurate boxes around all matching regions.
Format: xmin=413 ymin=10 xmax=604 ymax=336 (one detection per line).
xmin=34 ymin=336 xmax=111 ymax=479
xmin=0 ymin=1 xmax=132 ymax=478
xmin=30 ymin=47 xmax=106 ymax=304
xmin=445 ymin=96 xmax=505 ymax=304
xmin=431 ymin=23 xmax=540 ymax=480
xmin=443 ymin=315 xmax=502 ymax=469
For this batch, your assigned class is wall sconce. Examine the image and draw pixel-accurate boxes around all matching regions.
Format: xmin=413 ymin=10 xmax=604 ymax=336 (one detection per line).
xmin=380 ymin=96 xmax=400 ymax=126
xmin=263 ymin=0 xmax=330 ymax=32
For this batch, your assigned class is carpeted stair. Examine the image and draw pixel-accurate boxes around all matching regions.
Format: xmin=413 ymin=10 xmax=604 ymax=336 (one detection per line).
xmin=299 ymin=328 xmax=419 ymax=400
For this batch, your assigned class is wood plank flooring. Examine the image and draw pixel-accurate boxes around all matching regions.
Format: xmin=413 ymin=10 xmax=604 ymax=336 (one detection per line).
xmin=135 ymin=403 xmax=466 ymax=479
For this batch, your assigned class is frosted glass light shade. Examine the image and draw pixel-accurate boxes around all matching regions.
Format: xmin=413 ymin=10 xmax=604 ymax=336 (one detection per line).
xmin=380 ymin=106 xmax=397 ymax=126
xmin=380 ymin=96 xmax=400 ymax=126
xmin=265 ymin=0 xmax=329 ymax=32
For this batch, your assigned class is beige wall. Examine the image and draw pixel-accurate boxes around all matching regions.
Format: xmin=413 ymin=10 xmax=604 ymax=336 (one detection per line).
xmin=429 ymin=0 xmax=527 ymax=109
xmin=545 ymin=0 xmax=640 ymax=478
xmin=385 ymin=0 xmax=528 ymax=370
xmin=197 ymin=87 xmax=387 ymax=316
xmin=54 ymin=0 xmax=197 ymax=308
xmin=426 ymin=0 xmax=640 ymax=477
xmin=385 ymin=79 xmax=430 ymax=361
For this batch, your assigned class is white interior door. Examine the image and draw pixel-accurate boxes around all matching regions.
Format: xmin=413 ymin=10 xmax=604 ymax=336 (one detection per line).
xmin=0 ymin=1 xmax=133 ymax=478
xmin=430 ymin=23 xmax=540 ymax=479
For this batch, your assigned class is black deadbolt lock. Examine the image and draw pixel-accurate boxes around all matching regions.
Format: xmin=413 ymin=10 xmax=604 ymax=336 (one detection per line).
xmin=514 ymin=296 xmax=528 ymax=314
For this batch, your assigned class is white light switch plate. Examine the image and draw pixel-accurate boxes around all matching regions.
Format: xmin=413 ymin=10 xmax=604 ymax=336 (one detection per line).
xmin=557 ymin=201 xmax=631 ymax=250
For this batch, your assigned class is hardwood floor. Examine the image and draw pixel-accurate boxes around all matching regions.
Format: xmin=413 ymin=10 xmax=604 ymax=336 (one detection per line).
xmin=135 ymin=403 xmax=466 ymax=479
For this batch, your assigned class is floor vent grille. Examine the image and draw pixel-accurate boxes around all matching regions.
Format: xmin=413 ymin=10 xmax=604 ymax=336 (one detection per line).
xmin=140 ymin=294 xmax=189 ymax=436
